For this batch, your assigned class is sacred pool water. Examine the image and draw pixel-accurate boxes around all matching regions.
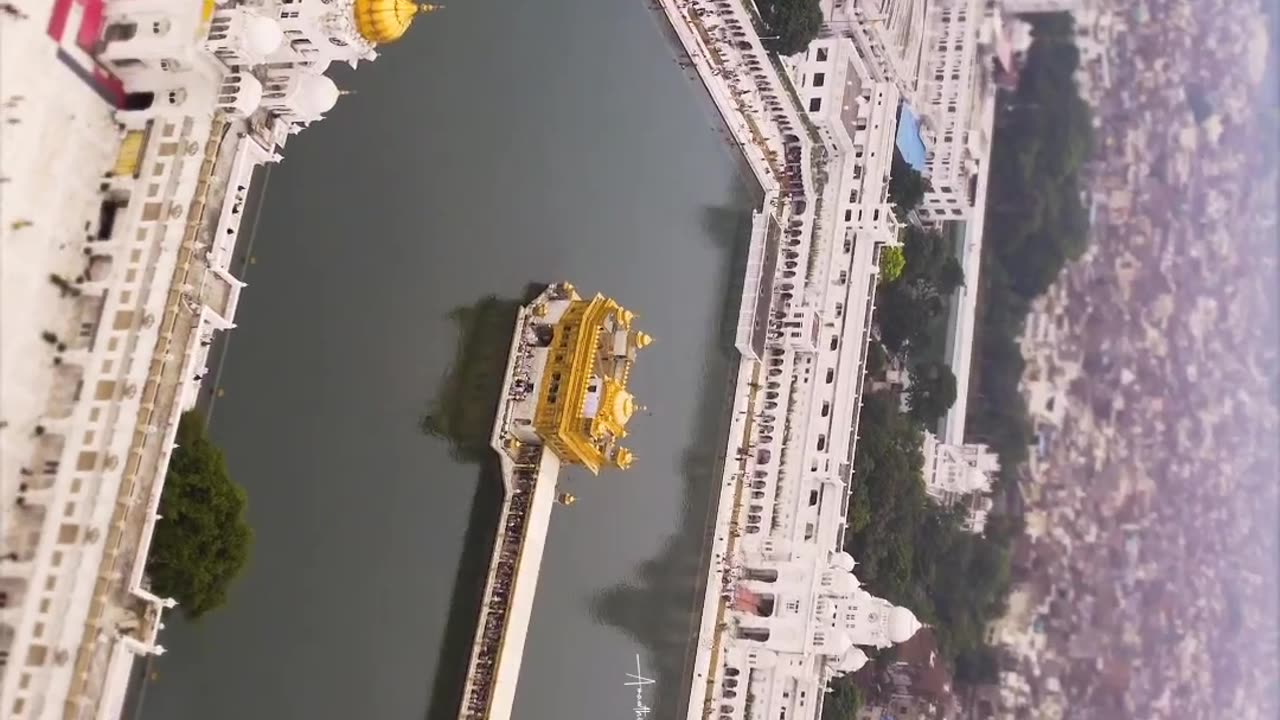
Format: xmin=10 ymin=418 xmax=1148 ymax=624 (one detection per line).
xmin=136 ymin=0 xmax=758 ymax=718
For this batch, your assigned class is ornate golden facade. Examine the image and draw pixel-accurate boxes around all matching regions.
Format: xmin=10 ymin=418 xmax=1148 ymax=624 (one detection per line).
xmin=532 ymin=293 xmax=652 ymax=474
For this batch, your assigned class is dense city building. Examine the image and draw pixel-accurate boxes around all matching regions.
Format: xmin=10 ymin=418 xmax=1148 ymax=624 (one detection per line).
xmin=855 ymin=629 xmax=957 ymax=720
xmin=981 ymin=0 xmax=1279 ymax=715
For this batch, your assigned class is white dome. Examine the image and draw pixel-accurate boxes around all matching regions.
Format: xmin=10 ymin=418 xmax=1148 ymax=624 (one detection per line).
xmin=826 ymin=631 xmax=853 ymax=654
xmin=836 ymin=647 xmax=869 ymax=672
xmin=822 ymin=569 xmax=857 ymax=594
xmin=226 ymin=73 xmax=263 ymax=117
xmin=887 ymin=606 xmax=922 ymax=643
xmin=243 ymin=15 xmax=284 ymax=55
xmin=830 ymin=551 xmax=857 ymax=572
xmin=295 ymin=74 xmax=341 ymax=117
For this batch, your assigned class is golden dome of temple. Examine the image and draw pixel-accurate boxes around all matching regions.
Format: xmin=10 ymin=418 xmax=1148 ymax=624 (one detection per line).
xmin=352 ymin=0 xmax=440 ymax=45
xmin=611 ymin=389 xmax=636 ymax=427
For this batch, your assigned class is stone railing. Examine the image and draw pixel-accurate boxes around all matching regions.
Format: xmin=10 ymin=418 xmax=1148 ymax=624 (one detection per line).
xmin=456 ymin=453 xmax=539 ymax=720
xmin=61 ymin=113 xmax=231 ymax=720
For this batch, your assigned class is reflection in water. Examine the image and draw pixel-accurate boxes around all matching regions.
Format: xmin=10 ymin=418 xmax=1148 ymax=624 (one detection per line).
xmin=421 ymin=284 xmax=545 ymax=463
xmin=593 ymin=200 xmax=753 ymax=720
xmin=418 ymin=287 xmax=539 ymax=720
xmin=424 ymin=461 xmax=503 ymax=720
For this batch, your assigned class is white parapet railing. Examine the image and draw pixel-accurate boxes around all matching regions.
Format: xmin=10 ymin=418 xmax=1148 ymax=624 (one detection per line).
xmin=63 ymin=113 xmax=234 ymax=719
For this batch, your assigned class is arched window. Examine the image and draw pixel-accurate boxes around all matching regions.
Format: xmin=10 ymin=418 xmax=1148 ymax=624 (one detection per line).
xmin=121 ymin=92 xmax=154 ymax=111
xmin=102 ymin=22 xmax=137 ymax=42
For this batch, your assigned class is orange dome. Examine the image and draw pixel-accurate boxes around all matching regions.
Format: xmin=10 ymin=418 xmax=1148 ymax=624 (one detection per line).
xmin=352 ymin=0 xmax=440 ymax=45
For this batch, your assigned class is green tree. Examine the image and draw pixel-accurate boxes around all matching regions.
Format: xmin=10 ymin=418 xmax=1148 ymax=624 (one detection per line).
xmin=967 ymin=10 xmax=1092 ymax=488
xmin=955 ymin=646 xmax=1000 ymax=685
xmin=879 ymin=245 xmax=906 ymax=284
xmin=847 ymin=392 xmax=927 ymax=595
xmin=844 ymin=391 xmax=1014 ymax=677
xmin=876 ymin=287 xmax=934 ymax=355
xmin=822 ymin=677 xmax=864 ymax=719
xmin=875 ymin=226 xmax=963 ymax=359
xmin=865 ymin=341 xmax=890 ymax=379
xmin=900 ymin=225 xmax=955 ymax=289
xmin=907 ymin=361 xmax=958 ymax=425
xmin=759 ymin=0 xmax=823 ymax=56
xmin=938 ymin=257 xmax=966 ymax=295
xmin=147 ymin=412 xmax=253 ymax=619
xmin=888 ymin=148 xmax=928 ymax=216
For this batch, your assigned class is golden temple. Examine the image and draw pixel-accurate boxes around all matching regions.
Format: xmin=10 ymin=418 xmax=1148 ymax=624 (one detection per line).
xmin=530 ymin=291 xmax=652 ymax=474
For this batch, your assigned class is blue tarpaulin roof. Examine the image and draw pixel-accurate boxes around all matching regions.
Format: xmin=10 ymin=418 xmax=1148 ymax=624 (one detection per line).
xmin=896 ymin=104 xmax=928 ymax=171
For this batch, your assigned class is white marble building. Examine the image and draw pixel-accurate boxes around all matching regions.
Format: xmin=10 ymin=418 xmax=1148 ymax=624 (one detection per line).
xmin=829 ymin=0 xmax=931 ymax=102
xmin=921 ymin=432 xmax=998 ymax=532
xmin=792 ymin=29 xmax=902 ymax=232
xmin=692 ymin=20 xmax=928 ymax=720
xmin=820 ymin=0 xmax=1000 ymax=224
xmin=0 ymin=0 xmax=434 ymax=717
xmin=717 ymin=549 xmax=923 ymax=713
xmin=912 ymin=0 xmax=994 ymax=223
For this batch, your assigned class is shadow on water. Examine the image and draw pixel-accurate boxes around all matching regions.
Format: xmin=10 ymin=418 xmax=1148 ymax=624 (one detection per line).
xmin=418 ymin=171 xmax=757 ymax=719
xmin=420 ymin=284 xmax=545 ymax=462
xmin=421 ymin=284 xmax=544 ymax=720
xmin=592 ymin=188 xmax=757 ymax=719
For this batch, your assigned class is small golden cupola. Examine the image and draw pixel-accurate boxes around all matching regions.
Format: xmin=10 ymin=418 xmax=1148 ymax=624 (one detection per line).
xmin=612 ymin=447 xmax=635 ymax=470
xmin=352 ymin=0 xmax=441 ymax=45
